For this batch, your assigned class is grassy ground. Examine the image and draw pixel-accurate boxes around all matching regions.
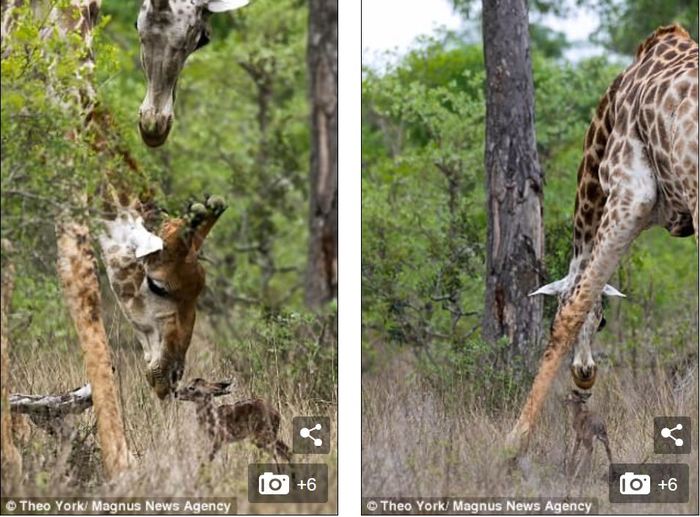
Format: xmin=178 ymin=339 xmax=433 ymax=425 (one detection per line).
xmin=3 ymin=304 xmax=337 ymax=514
xmin=362 ymin=347 xmax=698 ymax=514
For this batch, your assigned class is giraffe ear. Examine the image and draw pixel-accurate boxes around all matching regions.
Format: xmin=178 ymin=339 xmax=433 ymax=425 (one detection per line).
xmin=132 ymin=217 xmax=164 ymax=258
xmin=205 ymin=0 xmax=248 ymax=13
xmin=602 ymin=284 xmax=626 ymax=297
xmin=529 ymin=277 xmax=569 ymax=297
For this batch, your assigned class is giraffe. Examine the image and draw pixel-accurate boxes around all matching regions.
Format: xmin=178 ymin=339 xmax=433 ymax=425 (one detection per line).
xmin=2 ymin=0 xmax=226 ymax=478
xmin=135 ymin=0 xmax=249 ymax=147
xmin=506 ymin=24 xmax=698 ymax=458
xmin=44 ymin=0 xmax=228 ymax=400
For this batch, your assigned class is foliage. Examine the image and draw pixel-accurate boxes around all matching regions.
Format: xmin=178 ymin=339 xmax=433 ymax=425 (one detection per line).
xmin=362 ymin=43 xmax=486 ymax=361
xmin=450 ymin=0 xmax=698 ymax=56
xmin=2 ymin=0 xmax=335 ymax=416
xmin=580 ymin=0 xmax=699 ymax=55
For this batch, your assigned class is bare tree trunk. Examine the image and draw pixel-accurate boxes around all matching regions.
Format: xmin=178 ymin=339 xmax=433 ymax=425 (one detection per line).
xmin=1 ymin=239 xmax=22 ymax=489
xmin=55 ymin=217 xmax=129 ymax=479
xmin=305 ymin=0 xmax=338 ymax=309
xmin=481 ymin=0 xmax=544 ymax=370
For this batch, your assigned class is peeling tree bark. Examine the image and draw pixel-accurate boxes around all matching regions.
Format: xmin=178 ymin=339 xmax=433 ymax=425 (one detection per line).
xmin=10 ymin=383 xmax=93 ymax=417
xmin=305 ymin=0 xmax=338 ymax=309
xmin=481 ymin=0 xmax=544 ymax=370
xmin=1 ymin=239 xmax=22 ymax=488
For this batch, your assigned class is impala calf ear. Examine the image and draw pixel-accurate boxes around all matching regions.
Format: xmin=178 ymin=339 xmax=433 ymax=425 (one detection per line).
xmin=529 ymin=277 xmax=568 ymax=297
xmin=216 ymin=381 xmax=232 ymax=393
xmin=602 ymin=284 xmax=626 ymax=297
xmin=205 ymin=0 xmax=249 ymax=13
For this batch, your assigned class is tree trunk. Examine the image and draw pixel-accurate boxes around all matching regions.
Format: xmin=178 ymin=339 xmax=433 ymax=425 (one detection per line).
xmin=55 ymin=217 xmax=129 ymax=479
xmin=481 ymin=0 xmax=544 ymax=369
xmin=1 ymin=239 xmax=22 ymax=489
xmin=305 ymin=0 xmax=338 ymax=309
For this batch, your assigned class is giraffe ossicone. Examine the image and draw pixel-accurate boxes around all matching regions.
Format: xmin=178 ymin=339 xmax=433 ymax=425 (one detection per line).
xmin=136 ymin=0 xmax=250 ymax=147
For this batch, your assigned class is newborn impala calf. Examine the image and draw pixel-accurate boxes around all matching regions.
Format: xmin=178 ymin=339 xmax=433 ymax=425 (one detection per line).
xmin=175 ymin=378 xmax=291 ymax=462
xmin=564 ymin=390 xmax=612 ymax=479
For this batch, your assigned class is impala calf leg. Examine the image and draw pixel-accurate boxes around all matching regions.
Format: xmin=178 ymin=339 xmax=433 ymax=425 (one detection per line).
xmin=599 ymin=434 xmax=613 ymax=464
xmin=208 ymin=438 xmax=222 ymax=462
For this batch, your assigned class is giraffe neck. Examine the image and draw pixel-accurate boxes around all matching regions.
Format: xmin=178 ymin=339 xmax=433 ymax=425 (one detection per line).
xmin=98 ymin=210 xmax=162 ymax=307
xmin=41 ymin=1 xmax=160 ymax=308
xmin=46 ymin=0 xmax=149 ymax=221
xmin=564 ymin=73 xmax=624 ymax=294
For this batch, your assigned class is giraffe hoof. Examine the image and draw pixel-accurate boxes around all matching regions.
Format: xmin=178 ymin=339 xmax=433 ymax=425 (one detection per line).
xmin=190 ymin=202 xmax=207 ymax=216
xmin=206 ymin=195 xmax=227 ymax=214
xmin=571 ymin=364 xmax=597 ymax=390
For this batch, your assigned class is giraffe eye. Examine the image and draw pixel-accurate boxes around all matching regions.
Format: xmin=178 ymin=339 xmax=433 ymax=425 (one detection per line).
xmin=597 ymin=316 xmax=607 ymax=332
xmin=195 ymin=31 xmax=210 ymax=50
xmin=147 ymin=276 xmax=169 ymax=297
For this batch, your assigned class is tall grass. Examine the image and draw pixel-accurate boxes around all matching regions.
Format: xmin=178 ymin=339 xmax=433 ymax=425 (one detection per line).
xmin=4 ymin=300 xmax=337 ymax=514
xmin=362 ymin=343 xmax=698 ymax=514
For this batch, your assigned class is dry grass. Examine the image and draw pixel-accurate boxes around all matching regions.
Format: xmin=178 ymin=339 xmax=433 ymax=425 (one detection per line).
xmin=362 ymin=349 xmax=698 ymax=514
xmin=4 ymin=310 xmax=337 ymax=514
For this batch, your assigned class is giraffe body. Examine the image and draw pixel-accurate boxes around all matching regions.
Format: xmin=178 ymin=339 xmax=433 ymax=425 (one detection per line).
xmin=509 ymin=25 xmax=698 ymax=457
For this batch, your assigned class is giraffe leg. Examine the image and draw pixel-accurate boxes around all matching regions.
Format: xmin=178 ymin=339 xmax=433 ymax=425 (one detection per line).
xmin=208 ymin=438 xmax=222 ymax=462
xmin=506 ymin=162 xmax=656 ymax=459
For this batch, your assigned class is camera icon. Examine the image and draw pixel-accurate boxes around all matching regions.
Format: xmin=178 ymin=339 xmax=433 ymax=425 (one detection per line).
xmin=619 ymin=472 xmax=651 ymax=495
xmin=258 ymin=472 xmax=290 ymax=496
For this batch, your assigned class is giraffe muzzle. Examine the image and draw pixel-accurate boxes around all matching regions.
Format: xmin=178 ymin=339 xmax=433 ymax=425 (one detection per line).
xmin=138 ymin=111 xmax=173 ymax=148
xmin=146 ymin=359 xmax=184 ymax=399
xmin=570 ymin=363 xmax=597 ymax=390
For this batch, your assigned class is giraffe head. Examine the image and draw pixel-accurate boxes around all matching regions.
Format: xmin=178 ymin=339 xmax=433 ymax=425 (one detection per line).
xmin=135 ymin=0 xmax=249 ymax=147
xmin=530 ymin=277 xmax=625 ymax=389
xmin=100 ymin=196 xmax=227 ymax=398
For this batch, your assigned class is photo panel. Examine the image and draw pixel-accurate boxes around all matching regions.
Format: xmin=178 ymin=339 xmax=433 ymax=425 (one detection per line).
xmin=0 ymin=0 xmax=337 ymax=514
xmin=361 ymin=0 xmax=699 ymax=515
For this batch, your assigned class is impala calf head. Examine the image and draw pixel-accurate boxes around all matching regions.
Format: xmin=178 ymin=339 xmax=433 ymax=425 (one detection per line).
xmin=564 ymin=389 xmax=591 ymax=407
xmin=136 ymin=0 xmax=249 ymax=146
xmin=175 ymin=377 xmax=232 ymax=401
